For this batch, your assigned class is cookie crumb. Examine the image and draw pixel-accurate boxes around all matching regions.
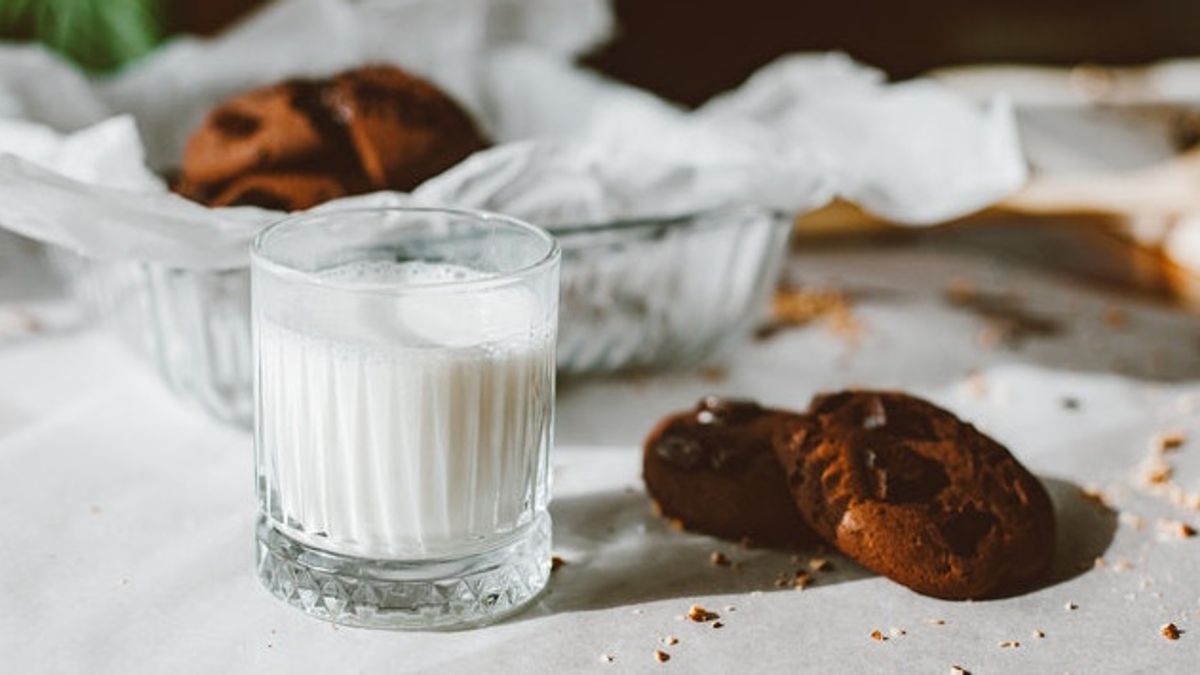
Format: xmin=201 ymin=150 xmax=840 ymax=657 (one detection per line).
xmin=1032 ymin=630 xmax=1045 ymax=639
xmin=551 ymin=556 xmax=566 ymax=571
xmin=724 ymin=605 xmax=737 ymax=612
xmin=870 ymin=630 xmax=886 ymax=642
xmin=1081 ymin=486 xmax=1110 ymax=508
xmin=889 ymin=627 xmax=906 ymax=638
xmin=1141 ymin=457 xmax=1174 ymax=486
xmin=1155 ymin=431 xmax=1186 ymax=454
xmin=793 ymin=571 xmax=813 ymax=590
xmin=662 ymin=636 xmax=679 ymax=646
xmin=1065 ymin=602 xmax=1078 ymax=611
xmin=710 ymin=551 xmax=731 ymax=567
xmin=1112 ymin=558 xmax=1135 ymax=572
xmin=653 ymin=650 xmax=671 ymax=663
xmin=687 ymin=605 xmax=719 ymax=623
xmin=999 ymin=640 xmax=1020 ymax=648
xmin=808 ymin=557 xmax=832 ymax=572
xmin=712 ymin=621 xmax=724 ymax=629
xmin=1157 ymin=519 xmax=1197 ymax=539
xmin=950 ymin=666 xmax=970 ymax=675
xmin=668 ymin=518 xmax=685 ymax=532
xmin=600 ymin=654 xmax=614 ymax=663
xmin=763 ymin=286 xmax=862 ymax=345
xmin=1161 ymin=623 xmax=1181 ymax=640
xmin=1093 ymin=556 xmax=1106 ymax=569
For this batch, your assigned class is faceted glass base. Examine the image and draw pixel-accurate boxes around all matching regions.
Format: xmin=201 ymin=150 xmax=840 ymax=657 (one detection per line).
xmin=255 ymin=513 xmax=551 ymax=630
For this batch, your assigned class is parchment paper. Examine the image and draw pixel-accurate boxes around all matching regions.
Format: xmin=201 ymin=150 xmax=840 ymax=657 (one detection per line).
xmin=2 ymin=237 xmax=1197 ymax=674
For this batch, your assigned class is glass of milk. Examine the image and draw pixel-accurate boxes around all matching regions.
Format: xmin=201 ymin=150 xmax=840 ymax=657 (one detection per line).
xmin=250 ymin=207 xmax=559 ymax=629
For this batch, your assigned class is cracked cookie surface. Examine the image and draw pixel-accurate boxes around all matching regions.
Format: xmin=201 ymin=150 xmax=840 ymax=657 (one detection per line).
xmin=776 ymin=391 xmax=1055 ymax=599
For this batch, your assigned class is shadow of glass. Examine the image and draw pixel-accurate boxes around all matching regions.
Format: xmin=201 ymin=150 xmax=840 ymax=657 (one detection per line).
xmin=520 ymin=488 xmax=869 ymax=618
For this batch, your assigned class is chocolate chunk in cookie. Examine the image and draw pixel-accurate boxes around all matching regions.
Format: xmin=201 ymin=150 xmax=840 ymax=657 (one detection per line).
xmin=776 ymin=391 xmax=1055 ymax=599
xmin=326 ymin=65 xmax=489 ymax=191
xmin=643 ymin=397 xmax=817 ymax=548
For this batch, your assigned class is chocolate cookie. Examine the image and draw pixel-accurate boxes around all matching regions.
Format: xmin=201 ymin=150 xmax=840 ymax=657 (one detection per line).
xmin=326 ymin=65 xmax=489 ymax=191
xmin=643 ymin=397 xmax=817 ymax=548
xmin=209 ymin=172 xmax=349 ymax=211
xmin=776 ymin=391 xmax=1055 ymax=599
xmin=181 ymin=80 xmax=342 ymax=187
xmin=177 ymin=65 xmax=489 ymax=211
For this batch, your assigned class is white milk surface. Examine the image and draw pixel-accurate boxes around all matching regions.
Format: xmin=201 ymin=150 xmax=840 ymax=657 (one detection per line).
xmin=255 ymin=261 xmax=554 ymax=559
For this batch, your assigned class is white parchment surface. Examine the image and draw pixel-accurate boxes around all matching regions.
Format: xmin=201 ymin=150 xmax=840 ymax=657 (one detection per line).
xmin=2 ymin=235 xmax=1198 ymax=673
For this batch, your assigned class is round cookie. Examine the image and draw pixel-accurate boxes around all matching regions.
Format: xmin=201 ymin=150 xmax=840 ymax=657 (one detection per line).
xmin=325 ymin=65 xmax=490 ymax=191
xmin=643 ymin=397 xmax=818 ymax=548
xmin=776 ymin=391 xmax=1055 ymax=599
xmin=177 ymin=65 xmax=489 ymax=210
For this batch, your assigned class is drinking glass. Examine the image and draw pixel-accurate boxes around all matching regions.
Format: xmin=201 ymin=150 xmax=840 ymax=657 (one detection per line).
xmin=251 ymin=207 xmax=559 ymax=629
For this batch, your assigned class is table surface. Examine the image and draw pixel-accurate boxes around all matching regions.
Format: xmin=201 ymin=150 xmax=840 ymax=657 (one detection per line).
xmin=2 ymin=231 xmax=1199 ymax=674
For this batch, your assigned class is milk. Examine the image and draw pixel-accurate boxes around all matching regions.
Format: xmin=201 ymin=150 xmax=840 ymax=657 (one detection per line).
xmin=254 ymin=260 xmax=555 ymax=560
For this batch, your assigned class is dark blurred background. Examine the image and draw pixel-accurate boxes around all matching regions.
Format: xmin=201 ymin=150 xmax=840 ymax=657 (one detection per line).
xmin=3 ymin=0 xmax=1200 ymax=104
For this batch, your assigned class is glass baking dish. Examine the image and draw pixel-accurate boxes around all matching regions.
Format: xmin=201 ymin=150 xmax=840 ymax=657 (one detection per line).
xmin=55 ymin=205 xmax=790 ymax=427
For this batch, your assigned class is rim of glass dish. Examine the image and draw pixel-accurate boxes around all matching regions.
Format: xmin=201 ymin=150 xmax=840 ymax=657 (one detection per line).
xmin=545 ymin=205 xmax=784 ymax=240
xmin=251 ymin=206 xmax=560 ymax=294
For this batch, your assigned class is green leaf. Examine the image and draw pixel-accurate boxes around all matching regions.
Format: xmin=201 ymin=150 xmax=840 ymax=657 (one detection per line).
xmin=0 ymin=0 xmax=166 ymax=73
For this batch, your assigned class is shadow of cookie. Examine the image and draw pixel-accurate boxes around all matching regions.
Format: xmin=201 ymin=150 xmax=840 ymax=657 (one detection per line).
xmin=987 ymin=476 xmax=1117 ymax=598
xmin=526 ymin=488 xmax=870 ymax=617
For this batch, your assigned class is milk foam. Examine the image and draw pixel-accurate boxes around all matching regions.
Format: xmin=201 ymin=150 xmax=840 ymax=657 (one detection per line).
xmin=256 ymin=260 xmax=555 ymax=559
xmin=318 ymin=260 xmax=489 ymax=286
xmin=304 ymin=260 xmax=538 ymax=348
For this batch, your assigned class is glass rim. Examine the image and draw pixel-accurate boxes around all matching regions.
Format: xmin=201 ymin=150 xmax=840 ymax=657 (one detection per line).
xmin=250 ymin=206 xmax=560 ymax=295
xmin=546 ymin=204 xmax=783 ymax=238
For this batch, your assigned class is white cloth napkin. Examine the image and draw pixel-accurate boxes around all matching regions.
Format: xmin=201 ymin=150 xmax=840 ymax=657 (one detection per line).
xmin=0 ymin=0 xmax=1024 ymax=269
